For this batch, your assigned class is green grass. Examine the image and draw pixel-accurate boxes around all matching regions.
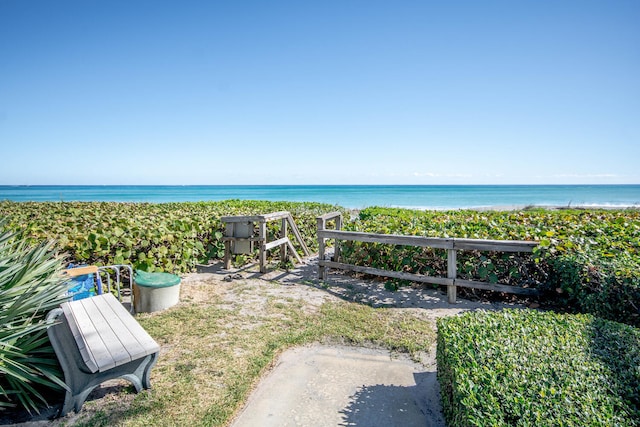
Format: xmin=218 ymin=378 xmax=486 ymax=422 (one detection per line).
xmin=59 ymin=280 xmax=437 ymax=426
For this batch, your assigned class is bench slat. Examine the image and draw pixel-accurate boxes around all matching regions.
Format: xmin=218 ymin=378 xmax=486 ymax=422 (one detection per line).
xmin=62 ymin=301 xmax=111 ymax=373
xmin=102 ymin=293 xmax=159 ymax=353
xmin=94 ymin=295 xmax=155 ymax=361
xmin=61 ymin=294 xmax=159 ymax=373
xmin=84 ymin=297 xmax=132 ymax=368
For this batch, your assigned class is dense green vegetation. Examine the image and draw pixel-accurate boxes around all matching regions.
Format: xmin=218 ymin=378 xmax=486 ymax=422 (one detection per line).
xmin=1 ymin=202 xmax=639 ymax=325
xmin=0 ymin=221 xmax=69 ymax=413
xmin=343 ymin=207 xmax=640 ymax=326
xmin=437 ymin=309 xmax=640 ymax=426
xmin=0 ymin=200 xmax=345 ymax=274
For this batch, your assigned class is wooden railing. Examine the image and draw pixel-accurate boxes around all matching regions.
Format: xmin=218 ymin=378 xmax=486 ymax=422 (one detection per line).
xmin=222 ymin=211 xmax=310 ymax=273
xmin=317 ymin=212 xmax=539 ymax=303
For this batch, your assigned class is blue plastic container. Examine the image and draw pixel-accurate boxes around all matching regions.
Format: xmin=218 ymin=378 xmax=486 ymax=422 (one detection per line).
xmin=66 ymin=273 xmax=96 ymax=301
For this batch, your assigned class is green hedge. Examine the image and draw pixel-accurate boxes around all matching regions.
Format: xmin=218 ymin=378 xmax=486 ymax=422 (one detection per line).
xmin=437 ymin=309 xmax=640 ymax=426
xmin=0 ymin=200 xmax=345 ymax=274
xmin=342 ymin=207 xmax=640 ymax=326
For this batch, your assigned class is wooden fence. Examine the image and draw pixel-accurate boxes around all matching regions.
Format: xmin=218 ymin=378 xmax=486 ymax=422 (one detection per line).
xmin=317 ymin=212 xmax=539 ymax=303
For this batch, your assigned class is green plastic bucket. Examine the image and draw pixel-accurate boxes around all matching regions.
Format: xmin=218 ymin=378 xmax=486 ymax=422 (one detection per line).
xmin=133 ymin=271 xmax=181 ymax=313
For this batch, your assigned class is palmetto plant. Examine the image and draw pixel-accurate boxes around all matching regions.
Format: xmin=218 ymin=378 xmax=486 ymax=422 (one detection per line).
xmin=0 ymin=219 xmax=69 ymax=413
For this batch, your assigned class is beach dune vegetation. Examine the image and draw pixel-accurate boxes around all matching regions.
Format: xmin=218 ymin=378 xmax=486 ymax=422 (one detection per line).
xmin=344 ymin=207 xmax=640 ymax=327
xmin=0 ymin=201 xmax=638 ymax=326
xmin=0 ymin=200 xmax=343 ymax=274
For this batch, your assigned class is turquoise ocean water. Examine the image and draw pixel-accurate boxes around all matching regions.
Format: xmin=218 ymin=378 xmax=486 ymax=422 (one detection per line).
xmin=1 ymin=185 xmax=639 ymax=210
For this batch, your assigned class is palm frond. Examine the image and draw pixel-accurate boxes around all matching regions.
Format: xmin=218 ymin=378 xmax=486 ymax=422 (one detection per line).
xmin=0 ymin=219 xmax=69 ymax=413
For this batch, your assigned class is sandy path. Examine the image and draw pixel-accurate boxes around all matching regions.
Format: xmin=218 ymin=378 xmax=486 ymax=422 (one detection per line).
xmin=184 ymin=255 xmax=524 ymax=427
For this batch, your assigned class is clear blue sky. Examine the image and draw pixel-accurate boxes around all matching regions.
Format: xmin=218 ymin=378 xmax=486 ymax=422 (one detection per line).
xmin=1 ymin=0 xmax=638 ymax=185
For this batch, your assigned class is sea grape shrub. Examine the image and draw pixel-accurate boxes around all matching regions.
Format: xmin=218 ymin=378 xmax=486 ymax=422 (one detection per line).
xmin=0 ymin=200 xmax=346 ymax=275
xmin=342 ymin=207 xmax=549 ymax=290
xmin=548 ymin=253 xmax=640 ymax=326
xmin=537 ymin=210 xmax=640 ymax=326
xmin=343 ymin=207 xmax=640 ymax=326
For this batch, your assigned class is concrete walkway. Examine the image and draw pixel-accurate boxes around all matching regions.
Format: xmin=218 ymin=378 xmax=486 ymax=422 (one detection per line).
xmin=231 ymin=344 xmax=445 ymax=427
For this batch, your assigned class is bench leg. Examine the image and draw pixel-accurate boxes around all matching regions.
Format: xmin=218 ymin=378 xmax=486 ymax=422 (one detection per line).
xmin=120 ymin=352 xmax=158 ymax=392
xmin=47 ymin=309 xmax=159 ymax=417
xmin=58 ymin=354 xmax=158 ymax=416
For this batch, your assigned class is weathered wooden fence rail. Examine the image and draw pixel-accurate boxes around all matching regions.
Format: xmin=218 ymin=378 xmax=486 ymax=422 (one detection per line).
xmin=317 ymin=212 xmax=539 ymax=303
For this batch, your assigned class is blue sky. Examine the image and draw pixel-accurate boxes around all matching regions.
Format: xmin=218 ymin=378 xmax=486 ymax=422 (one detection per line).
xmin=1 ymin=0 xmax=638 ymax=185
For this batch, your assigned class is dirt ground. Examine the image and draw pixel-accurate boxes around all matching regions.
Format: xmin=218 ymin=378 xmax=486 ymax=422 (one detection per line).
xmin=190 ymin=253 xmax=524 ymax=319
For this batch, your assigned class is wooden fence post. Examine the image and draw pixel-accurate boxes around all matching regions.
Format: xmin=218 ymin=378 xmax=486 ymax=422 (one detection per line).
xmin=259 ymin=221 xmax=267 ymax=273
xmin=334 ymin=214 xmax=342 ymax=263
xmin=317 ymin=217 xmax=326 ymax=280
xmin=280 ymin=217 xmax=288 ymax=263
xmin=447 ymin=248 xmax=457 ymax=303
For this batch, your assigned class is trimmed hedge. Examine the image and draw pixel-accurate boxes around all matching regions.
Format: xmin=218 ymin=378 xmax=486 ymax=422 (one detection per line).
xmin=437 ymin=309 xmax=640 ymax=426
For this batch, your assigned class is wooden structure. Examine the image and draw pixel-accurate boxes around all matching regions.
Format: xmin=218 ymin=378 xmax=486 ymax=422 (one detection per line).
xmin=317 ymin=212 xmax=539 ymax=303
xmin=221 ymin=211 xmax=310 ymax=273
xmin=47 ymin=293 xmax=160 ymax=416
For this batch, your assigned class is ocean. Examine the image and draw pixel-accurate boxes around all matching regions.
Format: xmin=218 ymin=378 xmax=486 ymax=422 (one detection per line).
xmin=1 ymin=185 xmax=639 ymax=210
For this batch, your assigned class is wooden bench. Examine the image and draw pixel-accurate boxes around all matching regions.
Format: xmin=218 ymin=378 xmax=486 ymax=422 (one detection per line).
xmin=47 ymin=293 xmax=160 ymax=416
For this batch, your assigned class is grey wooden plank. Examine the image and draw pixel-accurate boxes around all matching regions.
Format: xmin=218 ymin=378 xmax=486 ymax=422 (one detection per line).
xmin=260 ymin=211 xmax=290 ymax=221
xmin=286 ymin=239 xmax=303 ymax=264
xmin=60 ymin=302 xmax=99 ymax=373
xmin=221 ymin=215 xmax=264 ymax=223
xmin=318 ymin=230 xmax=455 ymax=249
xmin=447 ymin=248 xmax=457 ymax=303
xmin=453 ymin=238 xmax=538 ymax=252
xmin=317 ymin=212 xmax=343 ymax=222
xmin=454 ymin=279 xmax=539 ymax=295
xmin=90 ymin=296 xmax=139 ymax=357
xmin=334 ymin=215 xmax=343 ymax=262
xmin=319 ymin=230 xmax=537 ymax=252
xmin=264 ymin=237 xmax=290 ymax=251
xmin=93 ymin=303 xmax=147 ymax=363
xmin=317 ymin=217 xmax=327 ymax=280
xmin=286 ymin=213 xmax=310 ymax=256
xmin=101 ymin=294 xmax=159 ymax=357
xmin=63 ymin=300 xmax=112 ymax=373
xmin=280 ymin=218 xmax=288 ymax=262
xmin=83 ymin=297 xmax=130 ymax=370
xmin=321 ymin=261 xmax=453 ymax=286
xmin=72 ymin=299 xmax=117 ymax=372
xmin=221 ymin=211 xmax=289 ymax=223
xmin=258 ymin=222 xmax=267 ymax=273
